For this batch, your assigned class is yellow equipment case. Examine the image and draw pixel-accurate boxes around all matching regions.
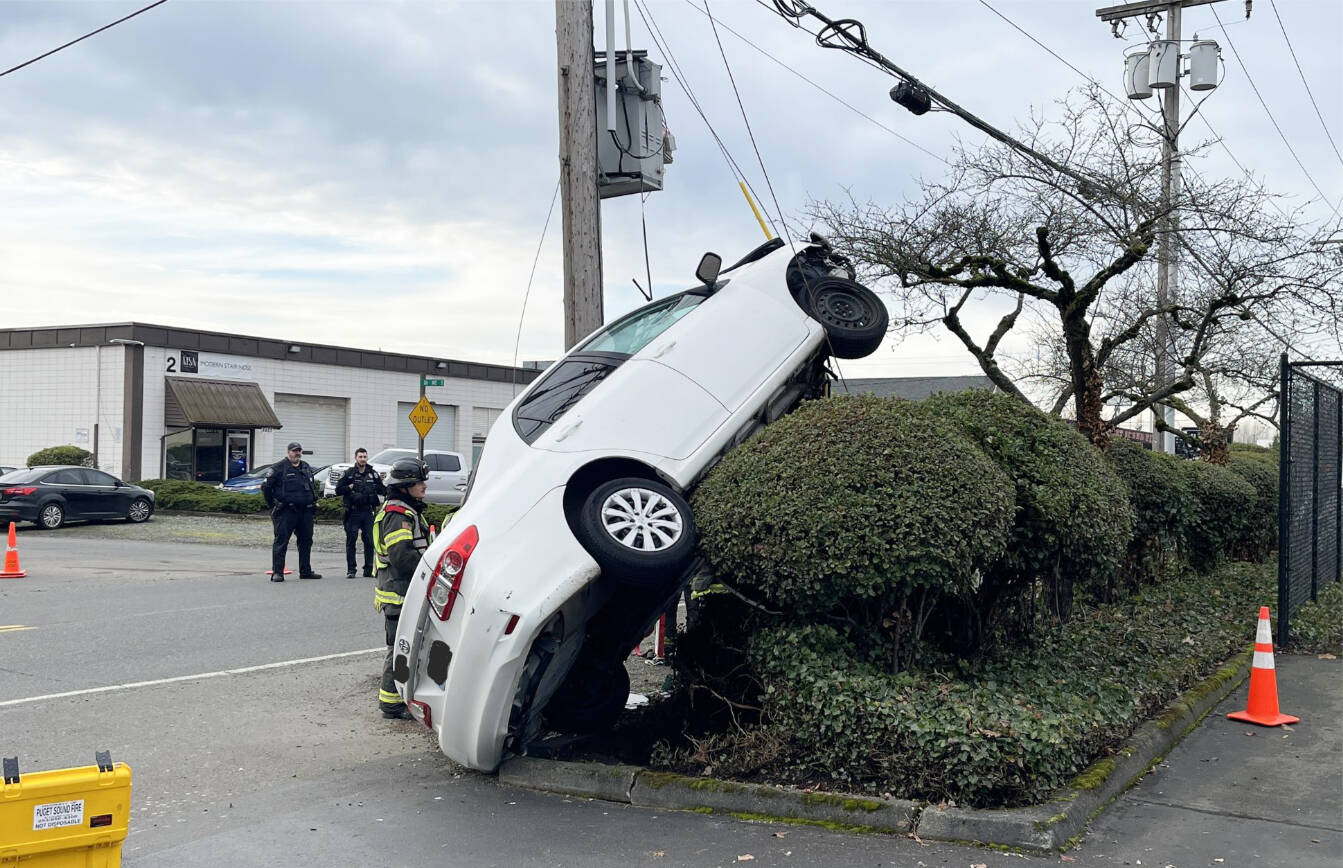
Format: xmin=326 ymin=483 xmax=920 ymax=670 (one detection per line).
xmin=0 ymin=752 xmax=131 ymax=867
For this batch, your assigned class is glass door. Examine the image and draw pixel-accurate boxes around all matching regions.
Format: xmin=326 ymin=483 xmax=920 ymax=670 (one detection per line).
xmin=226 ymin=430 xmax=251 ymax=479
xmin=194 ymin=429 xmax=225 ymax=484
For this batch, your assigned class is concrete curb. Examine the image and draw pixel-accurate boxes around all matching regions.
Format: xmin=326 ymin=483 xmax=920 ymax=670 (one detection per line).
xmin=497 ymin=650 xmax=1253 ymax=851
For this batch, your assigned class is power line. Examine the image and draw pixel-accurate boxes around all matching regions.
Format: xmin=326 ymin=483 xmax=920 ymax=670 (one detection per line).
xmin=702 ymin=0 xmax=792 ymax=248
xmin=1266 ymin=0 xmax=1343 ymax=169
xmin=676 ymin=0 xmax=949 ymax=166
xmin=0 ymin=0 xmax=169 ymax=79
xmin=1210 ymin=4 xmax=1341 ymax=220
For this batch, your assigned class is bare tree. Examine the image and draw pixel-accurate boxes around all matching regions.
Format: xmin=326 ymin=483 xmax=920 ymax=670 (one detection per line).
xmin=809 ymin=86 xmax=1342 ymax=446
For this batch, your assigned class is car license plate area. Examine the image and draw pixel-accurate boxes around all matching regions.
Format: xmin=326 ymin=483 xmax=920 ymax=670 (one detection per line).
xmin=427 ymin=640 xmax=453 ymax=685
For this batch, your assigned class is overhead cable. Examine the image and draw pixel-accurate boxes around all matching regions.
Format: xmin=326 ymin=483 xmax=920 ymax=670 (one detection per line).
xmin=0 ymin=0 xmax=169 ymax=79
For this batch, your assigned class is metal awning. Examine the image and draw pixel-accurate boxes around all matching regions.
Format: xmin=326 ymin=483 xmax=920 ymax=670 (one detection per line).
xmin=164 ymin=377 xmax=282 ymax=429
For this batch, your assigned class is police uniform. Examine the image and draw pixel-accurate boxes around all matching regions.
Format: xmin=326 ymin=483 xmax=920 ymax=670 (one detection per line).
xmin=261 ymin=446 xmax=319 ymax=580
xmin=336 ymin=462 xmax=386 ymax=577
xmin=373 ymin=478 xmax=432 ymax=717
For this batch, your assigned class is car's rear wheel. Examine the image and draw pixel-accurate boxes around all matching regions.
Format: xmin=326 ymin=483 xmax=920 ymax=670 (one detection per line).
xmin=38 ymin=502 xmax=64 ymax=530
xmin=575 ymin=477 xmax=697 ymax=587
xmin=542 ymin=653 xmax=630 ymax=734
xmin=127 ymin=497 xmax=152 ymax=523
xmin=797 ymin=277 xmax=888 ymax=359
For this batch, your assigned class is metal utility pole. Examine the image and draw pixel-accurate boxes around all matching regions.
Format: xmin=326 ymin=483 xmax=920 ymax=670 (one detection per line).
xmin=555 ymin=0 xmax=604 ymax=350
xmin=1097 ymin=0 xmax=1231 ymax=453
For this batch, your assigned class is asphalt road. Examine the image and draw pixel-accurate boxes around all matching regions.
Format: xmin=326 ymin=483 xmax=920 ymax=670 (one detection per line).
xmin=1 ymin=518 xmax=1338 ymax=867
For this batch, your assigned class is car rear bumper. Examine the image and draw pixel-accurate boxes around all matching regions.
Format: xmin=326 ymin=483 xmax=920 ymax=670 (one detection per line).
xmin=396 ymin=486 xmax=601 ymax=771
xmin=0 ymin=503 xmax=37 ymax=523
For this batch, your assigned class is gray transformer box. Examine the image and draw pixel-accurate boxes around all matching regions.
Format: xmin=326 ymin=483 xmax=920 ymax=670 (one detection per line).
xmin=594 ymin=51 xmax=672 ymax=199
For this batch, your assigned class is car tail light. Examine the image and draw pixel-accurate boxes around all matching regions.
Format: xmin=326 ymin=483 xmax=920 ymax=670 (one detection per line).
xmin=3 ymin=487 xmax=36 ymax=496
xmin=408 ymin=699 xmax=433 ymax=728
xmin=504 ymin=614 xmax=521 ymax=635
xmin=426 ymin=525 xmax=478 ymax=621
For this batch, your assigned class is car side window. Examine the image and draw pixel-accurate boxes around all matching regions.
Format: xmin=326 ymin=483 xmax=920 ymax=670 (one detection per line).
xmin=512 ymin=357 xmax=620 ymax=444
xmin=47 ymin=469 xmax=83 ymax=485
xmin=83 ymin=469 xmax=117 ymax=486
xmin=434 ymin=454 xmax=461 ymax=472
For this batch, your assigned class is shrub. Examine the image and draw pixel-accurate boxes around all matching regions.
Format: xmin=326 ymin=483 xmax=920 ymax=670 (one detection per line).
xmin=1103 ymin=438 xmax=1192 ymax=587
xmin=692 ymin=395 xmax=1015 ymax=664
xmin=1181 ymin=461 xmax=1256 ymax=571
xmin=922 ymin=391 xmax=1133 ymax=616
xmin=663 ymin=561 xmax=1273 ymax=807
xmin=27 ymin=445 xmax=96 ymax=468
xmin=1225 ymin=452 xmax=1278 ymax=561
xmin=139 ymin=479 xmax=267 ymax=514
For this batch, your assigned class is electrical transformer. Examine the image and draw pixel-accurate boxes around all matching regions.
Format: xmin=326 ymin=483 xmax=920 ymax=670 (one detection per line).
xmin=594 ymin=50 xmax=673 ymax=199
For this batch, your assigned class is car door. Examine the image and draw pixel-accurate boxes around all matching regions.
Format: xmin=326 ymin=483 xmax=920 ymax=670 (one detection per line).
xmin=425 ymin=453 xmax=466 ymax=503
xmin=82 ymin=469 xmax=129 ymax=517
xmin=44 ymin=469 xmax=93 ymax=519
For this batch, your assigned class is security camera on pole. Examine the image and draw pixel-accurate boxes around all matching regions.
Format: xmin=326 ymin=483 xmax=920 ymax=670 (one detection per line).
xmin=1097 ymin=0 xmax=1236 ymax=453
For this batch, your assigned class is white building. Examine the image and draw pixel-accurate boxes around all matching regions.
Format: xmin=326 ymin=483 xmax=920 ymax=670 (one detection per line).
xmin=0 ymin=322 xmax=538 ymax=483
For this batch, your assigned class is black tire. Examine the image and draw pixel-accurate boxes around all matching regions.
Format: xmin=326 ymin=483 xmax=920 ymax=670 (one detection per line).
xmin=126 ymin=497 xmax=153 ymax=523
xmin=797 ymin=276 xmax=888 ymax=359
xmin=575 ymin=477 xmax=697 ymax=587
xmin=542 ymin=653 xmax=631 ymax=734
xmin=37 ymin=501 xmax=64 ymax=530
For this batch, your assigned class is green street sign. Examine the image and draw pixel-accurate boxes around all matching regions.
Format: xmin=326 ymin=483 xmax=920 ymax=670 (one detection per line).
xmin=421 ymin=378 xmax=444 ymax=387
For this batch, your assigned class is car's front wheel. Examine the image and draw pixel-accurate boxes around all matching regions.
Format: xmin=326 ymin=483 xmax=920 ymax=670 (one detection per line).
xmin=575 ymin=477 xmax=697 ymax=587
xmin=38 ymin=502 xmax=64 ymax=530
xmin=798 ymin=276 xmax=888 ymax=359
xmin=127 ymin=497 xmax=153 ymax=523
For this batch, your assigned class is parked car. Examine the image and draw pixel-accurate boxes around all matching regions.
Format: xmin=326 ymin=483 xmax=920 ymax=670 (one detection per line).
xmin=0 ymin=466 xmax=18 ymax=478
xmin=390 ymin=236 xmax=887 ymax=771
xmin=0 ymin=466 xmax=156 ymax=529
xmin=220 ymin=461 xmax=328 ymax=497
xmin=323 ymin=448 xmax=467 ymax=505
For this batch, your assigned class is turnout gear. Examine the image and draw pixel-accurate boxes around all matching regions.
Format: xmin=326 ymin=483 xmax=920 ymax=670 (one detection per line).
xmin=260 ymin=457 xmax=318 ymax=578
xmin=373 ymin=493 xmax=434 ymax=716
xmin=337 ymin=463 xmax=386 ymax=576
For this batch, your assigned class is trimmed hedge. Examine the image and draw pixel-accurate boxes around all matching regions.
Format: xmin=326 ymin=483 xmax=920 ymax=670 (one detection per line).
xmin=693 ymin=395 xmax=1015 ymax=620
xmin=137 ymin=479 xmax=457 ymax=528
xmin=27 ymin=445 xmax=96 ymax=468
xmin=1225 ymin=452 xmax=1279 ymax=561
xmin=1181 ymin=461 xmax=1256 ymax=572
xmin=1103 ymin=438 xmax=1192 ymax=588
xmin=667 ymin=561 xmax=1274 ymax=807
xmin=922 ymin=390 xmax=1133 ymax=616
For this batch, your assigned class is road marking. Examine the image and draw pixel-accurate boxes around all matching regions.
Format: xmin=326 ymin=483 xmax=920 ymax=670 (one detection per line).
xmin=0 ymin=648 xmax=384 ymax=708
xmin=0 ymin=625 xmax=35 ymax=634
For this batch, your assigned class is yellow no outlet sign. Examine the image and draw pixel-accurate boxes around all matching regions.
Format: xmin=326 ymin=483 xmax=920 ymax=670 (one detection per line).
xmin=408 ymin=397 xmax=438 ymax=440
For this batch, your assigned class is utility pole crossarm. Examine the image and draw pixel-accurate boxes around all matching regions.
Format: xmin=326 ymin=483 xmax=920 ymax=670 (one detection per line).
xmin=1095 ymin=0 xmax=1227 ymax=23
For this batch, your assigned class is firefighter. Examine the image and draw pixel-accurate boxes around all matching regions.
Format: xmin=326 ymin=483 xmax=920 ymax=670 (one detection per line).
xmin=373 ymin=457 xmax=433 ymax=720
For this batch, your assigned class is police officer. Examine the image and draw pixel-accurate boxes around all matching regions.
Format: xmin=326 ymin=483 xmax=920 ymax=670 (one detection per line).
xmin=373 ymin=457 xmax=433 ymax=719
xmin=335 ymin=447 xmax=386 ymax=578
xmin=261 ymin=441 xmax=321 ymax=581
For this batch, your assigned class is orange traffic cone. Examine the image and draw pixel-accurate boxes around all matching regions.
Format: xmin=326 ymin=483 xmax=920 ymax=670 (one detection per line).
xmin=1 ymin=522 xmax=25 ymax=578
xmin=1228 ymin=606 xmax=1299 ymax=727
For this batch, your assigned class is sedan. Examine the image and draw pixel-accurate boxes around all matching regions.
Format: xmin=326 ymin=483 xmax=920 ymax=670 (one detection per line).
xmin=0 ymin=466 xmax=156 ymax=529
xmin=391 ymin=236 xmax=887 ymax=771
xmin=220 ymin=462 xmax=328 ymax=497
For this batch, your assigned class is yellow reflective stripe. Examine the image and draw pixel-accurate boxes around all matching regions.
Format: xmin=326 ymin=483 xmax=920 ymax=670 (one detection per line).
xmin=382 ymin=528 xmax=413 ymax=546
xmin=374 ymin=589 xmax=404 ymax=605
xmin=379 ymin=689 xmax=402 ymax=703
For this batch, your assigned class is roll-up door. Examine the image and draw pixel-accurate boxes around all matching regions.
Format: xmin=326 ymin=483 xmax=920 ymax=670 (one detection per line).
xmin=273 ymin=394 xmax=348 ymax=467
xmin=396 ymin=402 xmax=457 ymax=452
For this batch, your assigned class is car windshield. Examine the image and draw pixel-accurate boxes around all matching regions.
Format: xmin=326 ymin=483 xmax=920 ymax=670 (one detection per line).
xmin=576 ymin=291 xmax=706 ymax=356
xmin=369 ymin=449 xmax=416 ymax=465
xmin=0 ymin=468 xmax=46 ymax=484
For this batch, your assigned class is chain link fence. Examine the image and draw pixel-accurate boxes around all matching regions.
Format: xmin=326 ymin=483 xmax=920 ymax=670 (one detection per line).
xmin=1277 ymin=356 xmax=1343 ymax=644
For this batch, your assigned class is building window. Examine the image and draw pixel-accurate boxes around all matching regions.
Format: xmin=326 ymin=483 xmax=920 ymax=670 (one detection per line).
xmin=165 ymin=430 xmax=193 ymax=481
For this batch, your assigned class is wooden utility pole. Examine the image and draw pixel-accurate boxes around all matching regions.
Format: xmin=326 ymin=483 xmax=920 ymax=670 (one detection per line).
xmin=1095 ymin=0 xmax=1231 ymax=453
xmin=556 ymin=0 xmax=604 ymax=350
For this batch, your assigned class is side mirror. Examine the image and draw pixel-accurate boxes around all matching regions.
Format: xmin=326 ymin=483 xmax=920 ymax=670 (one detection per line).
xmin=695 ymin=252 xmax=722 ymax=287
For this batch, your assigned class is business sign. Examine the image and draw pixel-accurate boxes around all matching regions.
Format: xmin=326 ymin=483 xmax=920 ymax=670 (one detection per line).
xmin=165 ymin=351 xmax=254 ymax=380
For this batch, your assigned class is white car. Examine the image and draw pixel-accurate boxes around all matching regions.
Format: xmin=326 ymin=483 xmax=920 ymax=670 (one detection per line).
xmin=323 ymin=448 xmax=467 ymax=505
xmin=391 ymin=237 xmax=887 ymax=771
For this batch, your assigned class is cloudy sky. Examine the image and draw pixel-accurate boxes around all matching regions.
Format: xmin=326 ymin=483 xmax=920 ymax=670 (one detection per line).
xmin=2 ymin=0 xmax=1339 ymax=379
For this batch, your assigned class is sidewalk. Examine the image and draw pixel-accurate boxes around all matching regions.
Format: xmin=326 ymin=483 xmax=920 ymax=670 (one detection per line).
xmin=1078 ymin=653 xmax=1341 ymax=866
